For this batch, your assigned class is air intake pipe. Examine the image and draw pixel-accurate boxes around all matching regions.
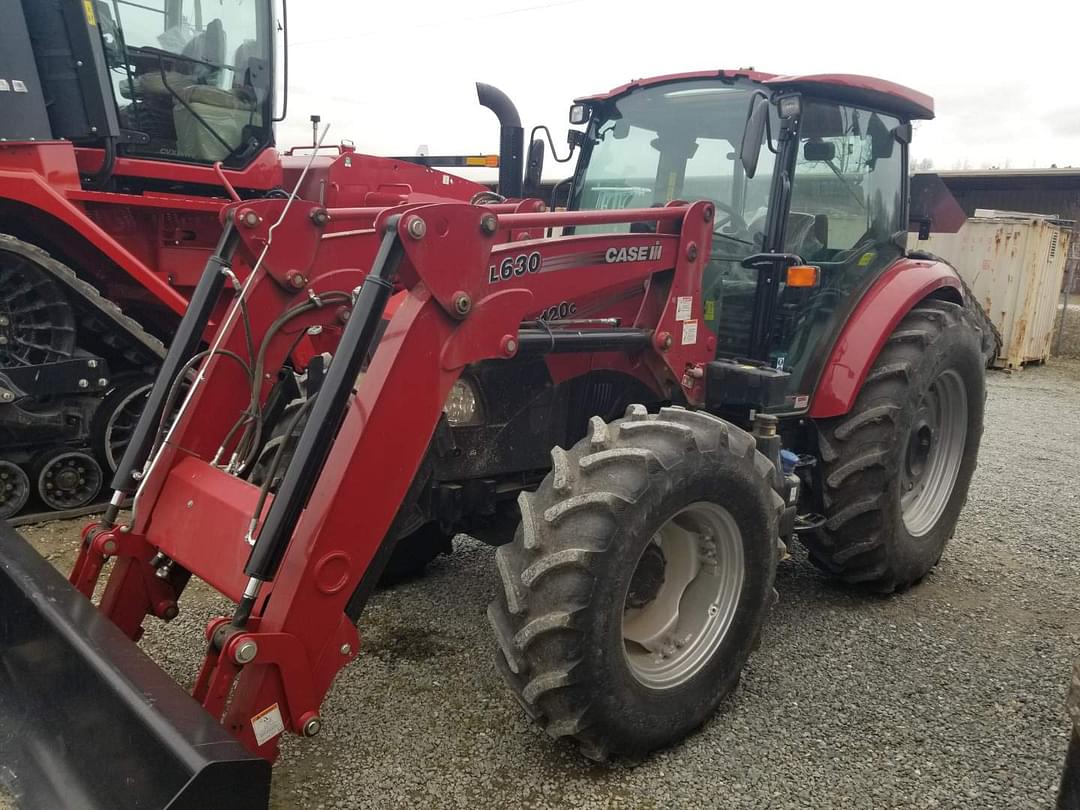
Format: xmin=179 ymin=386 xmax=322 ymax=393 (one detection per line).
xmin=476 ymin=82 xmax=523 ymax=199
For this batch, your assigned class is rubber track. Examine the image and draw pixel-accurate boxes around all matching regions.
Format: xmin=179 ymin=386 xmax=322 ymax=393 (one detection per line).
xmin=0 ymin=234 xmax=165 ymax=361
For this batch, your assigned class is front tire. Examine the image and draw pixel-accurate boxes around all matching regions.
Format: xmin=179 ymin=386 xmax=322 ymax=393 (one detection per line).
xmin=806 ymin=299 xmax=985 ymax=591
xmin=488 ymin=405 xmax=782 ymax=760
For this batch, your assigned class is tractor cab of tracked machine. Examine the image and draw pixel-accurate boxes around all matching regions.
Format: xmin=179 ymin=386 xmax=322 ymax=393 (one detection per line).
xmin=9 ymin=0 xmax=282 ymax=168
xmin=96 ymin=0 xmax=279 ymax=166
xmin=557 ymin=71 xmax=933 ymax=414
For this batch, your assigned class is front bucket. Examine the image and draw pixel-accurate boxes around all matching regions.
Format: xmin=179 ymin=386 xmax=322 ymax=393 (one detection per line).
xmin=0 ymin=521 xmax=270 ymax=809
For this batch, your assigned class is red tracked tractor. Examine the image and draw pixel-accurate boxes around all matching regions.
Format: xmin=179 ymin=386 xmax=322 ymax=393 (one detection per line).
xmin=0 ymin=0 xmax=525 ymax=541
xmin=0 ymin=62 xmax=996 ymax=809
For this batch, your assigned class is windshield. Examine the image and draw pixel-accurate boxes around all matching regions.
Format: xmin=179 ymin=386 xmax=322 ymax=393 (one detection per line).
xmin=96 ymin=0 xmax=273 ymax=165
xmin=570 ymin=79 xmax=779 ymax=251
xmin=569 ymin=79 xmax=781 ymax=357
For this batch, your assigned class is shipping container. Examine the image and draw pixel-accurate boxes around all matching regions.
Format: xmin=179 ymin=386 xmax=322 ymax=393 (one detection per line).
xmin=909 ymin=211 xmax=1074 ymax=369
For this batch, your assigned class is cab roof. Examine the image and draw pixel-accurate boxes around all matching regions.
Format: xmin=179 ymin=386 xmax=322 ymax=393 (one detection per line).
xmin=575 ymin=69 xmax=934 ymax=121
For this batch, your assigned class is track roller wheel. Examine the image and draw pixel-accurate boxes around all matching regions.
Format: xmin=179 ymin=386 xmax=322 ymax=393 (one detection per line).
xmin=0 ymin=460 xmax=31 ymax=519
xmin=35 ymin=450 xmax=103 ymax=511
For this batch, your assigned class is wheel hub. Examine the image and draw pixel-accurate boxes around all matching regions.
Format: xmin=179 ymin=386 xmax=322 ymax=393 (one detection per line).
xmin=622 ymin=501 xmax=744 ymax=689
xmin=37 ymin=451 xmax=103 ymax=511
xmin=906 ymin=421 xmax=933 ymax=480
xmin=626 ymin=542 xmax=666 ymax=608
xmin=900 ymin=369 xmax=968 ymax=537
xmin=0 ymin=460 xmax=30 ymax=519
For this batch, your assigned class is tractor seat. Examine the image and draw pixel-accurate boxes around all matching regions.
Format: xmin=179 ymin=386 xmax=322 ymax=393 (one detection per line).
xmin=173 ymin=84 xmax=260 ymax=162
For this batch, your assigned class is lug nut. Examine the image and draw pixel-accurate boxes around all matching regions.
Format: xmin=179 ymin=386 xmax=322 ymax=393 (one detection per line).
xmin=234 ymin=639 xmax=259 ymax=664
xmin=406 ymin=216 xmax=427 ymax=240
xmin=78 ymin=378 xmax=89 ymax=388
xmin=98 ymin=378 xmax=108 ymax=387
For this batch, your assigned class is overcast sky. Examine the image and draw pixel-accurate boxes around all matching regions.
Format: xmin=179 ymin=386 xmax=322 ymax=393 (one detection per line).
xmin=279 ymin=0 xmax=1080 ymax=179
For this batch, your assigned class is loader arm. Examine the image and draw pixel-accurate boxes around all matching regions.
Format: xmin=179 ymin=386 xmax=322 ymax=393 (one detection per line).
xmin=0 ymin=196 xmax=716 ymax=807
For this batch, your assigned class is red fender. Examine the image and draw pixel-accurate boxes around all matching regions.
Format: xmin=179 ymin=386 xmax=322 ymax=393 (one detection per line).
xmin=0 ymin=142 xmax=189 ymax=315
xmin=808 ymin=257 xmax=962 ymax=419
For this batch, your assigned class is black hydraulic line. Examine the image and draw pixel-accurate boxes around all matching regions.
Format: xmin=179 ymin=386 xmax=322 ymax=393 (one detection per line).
xmin=516 ymin=328 xmax=653 ymax=354
xmin=106 ymin=223 xmax=239 ymax=517
xmin=241 ymin=221 xmax=403 ymax=587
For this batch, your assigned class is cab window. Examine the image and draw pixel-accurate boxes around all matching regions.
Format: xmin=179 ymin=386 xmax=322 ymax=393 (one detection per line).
xmin=96 ymin=0 xmax=272 ymax=165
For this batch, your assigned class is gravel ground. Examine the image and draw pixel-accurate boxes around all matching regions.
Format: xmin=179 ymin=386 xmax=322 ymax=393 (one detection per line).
xmin=11 ymin=359 xmax=1080 ymax=809
xmin=1053 ymin=303 xmax=1080 ymax=359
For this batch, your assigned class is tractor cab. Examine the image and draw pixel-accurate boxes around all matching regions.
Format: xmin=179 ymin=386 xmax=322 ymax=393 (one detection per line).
xmin=561 ymin=71 xmax=932 ymax=413
xmin=93 ymin=0 xmax=279 ymax=166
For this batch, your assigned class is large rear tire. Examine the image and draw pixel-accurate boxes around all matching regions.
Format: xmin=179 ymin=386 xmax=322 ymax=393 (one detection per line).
xmin=805 ymin=299 xmax=985 ymax=591
xmin=488 ymin=405 xmax=782 ymax=760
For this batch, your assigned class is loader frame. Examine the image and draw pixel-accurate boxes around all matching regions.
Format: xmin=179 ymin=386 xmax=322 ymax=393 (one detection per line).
xmin=70 ymin=197 xmax=716 ymax=759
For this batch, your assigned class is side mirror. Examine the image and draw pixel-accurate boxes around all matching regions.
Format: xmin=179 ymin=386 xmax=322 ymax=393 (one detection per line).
xmin=867 ymin=113 xmax=895 ymax=161
xmin=740 ymin=94 xmax=769 ymax=179
xmin=524 ymin=138 xmax=545 ymax=198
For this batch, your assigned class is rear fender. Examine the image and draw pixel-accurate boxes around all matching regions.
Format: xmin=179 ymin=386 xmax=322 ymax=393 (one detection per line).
xmin=808 ymin=257 xmax=962 ymax=419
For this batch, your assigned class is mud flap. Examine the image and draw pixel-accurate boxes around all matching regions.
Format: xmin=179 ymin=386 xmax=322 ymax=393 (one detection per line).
xmin=0 ymin=521 xmax=270 ymax=809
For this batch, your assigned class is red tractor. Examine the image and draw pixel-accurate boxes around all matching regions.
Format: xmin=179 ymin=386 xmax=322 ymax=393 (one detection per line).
xmin=0 ymin=66 xmax=995 ymax=809
xmin=0 ymin=0 xmax=522 ymax=527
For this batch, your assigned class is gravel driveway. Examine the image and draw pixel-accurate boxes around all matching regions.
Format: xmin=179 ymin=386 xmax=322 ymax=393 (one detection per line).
xmin=14 ymin=359 xmax=1080 ymax=809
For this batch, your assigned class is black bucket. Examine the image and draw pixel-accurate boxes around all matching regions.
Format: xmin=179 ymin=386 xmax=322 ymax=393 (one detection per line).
xmin=0 ymin=521 xmax=270 ymax=809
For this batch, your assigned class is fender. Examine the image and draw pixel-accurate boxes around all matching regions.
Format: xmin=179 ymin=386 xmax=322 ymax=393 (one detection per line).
xmin=808 ymin=257 xmax=962 ymax=419
xmin=0 ymin=143 xmax=188 ymax=316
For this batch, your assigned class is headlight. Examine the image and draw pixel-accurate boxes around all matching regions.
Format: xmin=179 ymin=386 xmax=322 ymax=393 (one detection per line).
xmin=443 ymin=377 xmax=484 ymax=426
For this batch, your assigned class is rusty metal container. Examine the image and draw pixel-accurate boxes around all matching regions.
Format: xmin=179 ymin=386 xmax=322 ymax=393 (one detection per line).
xmin=909 ymin=211 xmax=1074 ymax=368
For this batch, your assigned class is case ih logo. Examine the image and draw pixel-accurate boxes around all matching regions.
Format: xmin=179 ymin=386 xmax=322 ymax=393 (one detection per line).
xmin=605 ymin=242 xmax=662 ymax=263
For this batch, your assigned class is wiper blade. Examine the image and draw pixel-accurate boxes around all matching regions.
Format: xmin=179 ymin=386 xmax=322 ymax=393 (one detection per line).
xmin=712 ymin=230 xmax=754 ymax=247
xmin=131 ymin=44 xmax=233 ymax=72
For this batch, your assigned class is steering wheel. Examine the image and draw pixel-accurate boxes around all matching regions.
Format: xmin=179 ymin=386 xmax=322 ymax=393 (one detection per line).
xmin=712 ymin=201 xmax=750 ymax=238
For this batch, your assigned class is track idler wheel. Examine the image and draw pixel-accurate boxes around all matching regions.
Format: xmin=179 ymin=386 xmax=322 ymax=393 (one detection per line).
xmin=35 ymin=450 xmax=103 ymax=511
xmin=90 ymin=376 xmax=153 ymax=471
xmin=0 ymin=460 xmax=30 ymax=519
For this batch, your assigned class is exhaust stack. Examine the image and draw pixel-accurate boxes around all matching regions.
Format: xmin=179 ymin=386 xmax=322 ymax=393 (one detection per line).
xmin=476 ymin=82 xmax=523 ymax=199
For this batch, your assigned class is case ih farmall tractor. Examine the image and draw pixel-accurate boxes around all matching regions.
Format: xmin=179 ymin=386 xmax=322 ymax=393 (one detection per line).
xmin=0 ymin=0 xmax=523 ymax=549
xmin=0 ymin=54 xmax=994 ymax=810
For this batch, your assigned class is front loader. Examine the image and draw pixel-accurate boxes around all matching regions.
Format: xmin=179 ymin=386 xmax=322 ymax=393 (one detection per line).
xmin=0 ymin=69 xmax=993 ymax=809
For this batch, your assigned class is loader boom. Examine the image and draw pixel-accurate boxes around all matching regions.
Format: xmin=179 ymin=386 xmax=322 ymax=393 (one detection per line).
xmin=0 ymin=195 xmax=716 ymax=806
